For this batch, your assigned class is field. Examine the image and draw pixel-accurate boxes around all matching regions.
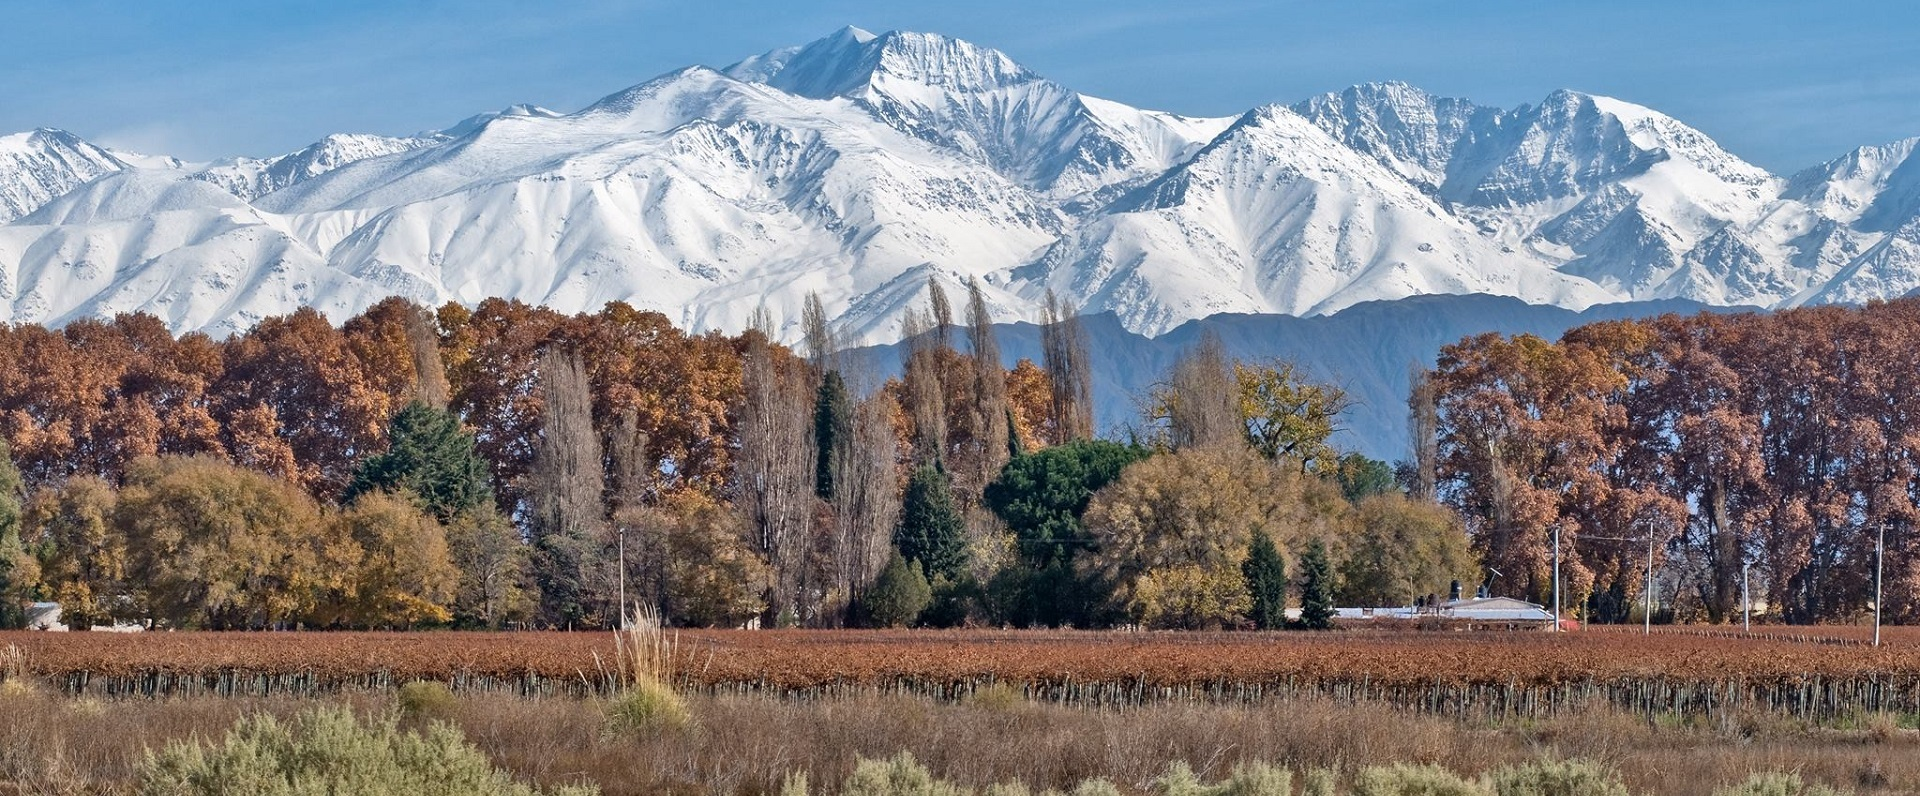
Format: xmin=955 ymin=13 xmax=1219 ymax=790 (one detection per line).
xmin=6 ymin=626 xmax=1920 ymax=719
xmin=4 ymin=627 xmax=1919 ymax=795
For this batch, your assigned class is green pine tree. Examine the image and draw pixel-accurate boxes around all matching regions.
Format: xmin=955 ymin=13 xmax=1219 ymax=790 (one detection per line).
xmin=0 ymin=440 xmax=25 ymax=629
xmin=1243 ymin=530 xmax=1287 ymax=630
xmin=346 ymin=402 xmax=495 ymax=521
xmin=984 ymin=439 xmax=1148 ymax=569
xmin=1298 ymin=538 xmax=1336 ymax=630
xmin=894 ymin=464 xmax=968 ymax=581
xmin=813 ymin=370 xmax=853 ymax=501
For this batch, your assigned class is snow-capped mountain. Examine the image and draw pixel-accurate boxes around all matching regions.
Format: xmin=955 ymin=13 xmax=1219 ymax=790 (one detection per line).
xmin=3 ymin=27 xmax=1920 ymax=344
xmin=191 ymin=133 xmax=442 ymax=201
xmin=0 ymin=129 xmax=131 ymax=223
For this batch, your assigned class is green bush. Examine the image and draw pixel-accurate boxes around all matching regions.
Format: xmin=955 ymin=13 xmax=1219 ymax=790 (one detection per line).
xmin=1486 ymin=759 xmax=1627 ymax=796
xmin=1351 ymin=763 xmax=1490 ymax=796
xmin=396 ymin=680 xmax=457 ymax=723
xmin=603 ymin=677 xmax=691 ymax=736
xmin=1711 ymin=773 xmax=1852 ymax=796
xmin=865 ymin=551 xmax=933 ymax=628
xmin=1064 ymin=780 xmax=1124 ymax=796
xmin=840 ymin=753 xmax=967 ymax=796
xmin=138 ymin=705 xmax=595 ymax=796
xmin=1300 ymin=769 xmax=1338 ymax=796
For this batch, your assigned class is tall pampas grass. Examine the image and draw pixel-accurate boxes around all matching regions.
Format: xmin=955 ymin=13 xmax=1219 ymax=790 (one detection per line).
xmin=603 ymin=603 xmax=689 ymax=735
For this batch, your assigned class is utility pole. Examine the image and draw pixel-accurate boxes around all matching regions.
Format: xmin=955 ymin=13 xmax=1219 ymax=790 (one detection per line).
xmin=617 ymin=525 xmax=628 ymax=630
xmin=1645 ymin=532 xmax=1654 ymax=635
xmin=1876 ymin=521 xmax=1886 ymax=648
xmin=1742 ymin=561 xmax=1751 ymax=633
xmin=1552 ymin=524 xmax=1562 ymax=632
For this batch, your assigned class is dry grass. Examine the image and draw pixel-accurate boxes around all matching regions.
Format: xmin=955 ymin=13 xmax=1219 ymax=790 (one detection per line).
xmin=0 ymin=683 xmax=1914 ymax=794
xmin=603 ymin=603 xmax=690 ymax=735
xmin=0 ymin=644 xmax=33 ymax=699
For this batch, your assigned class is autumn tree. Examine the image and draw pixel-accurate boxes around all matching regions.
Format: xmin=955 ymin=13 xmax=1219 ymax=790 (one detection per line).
xmin=24 ymin=476 xmax=122 ymax=629
xmin=830 ymin=393 xmax=903 ymax=625
xmin=1153 ymin=332 xmax=1241 ymax=451
xmin=1235 ymin=359 xmax=1349 ymax=472
xmin=962 ymin=277 xmax=1012 ymax=497
xmin=1004 ymin=358 xmax=1054 ymax=451
xmin=328 ymin=492 xmax=458 ymax=628
xmin=443 ymin=510 xmax=532 ymax=628
xmin=1407 ymin=365 xmax=1440 ymax=501
xmin=1041 ymin=292 xmax=1094 ymax=443
xmin=626 ymin=491 xmax=769 ymax=627
xmin=118 ymin=456 xmax=353 ymax=630
xmin=899 ymin=307 xmax=949 ymax=466
xmin=218 ymin=307 xmax=401 ymax=499
xmin=1338 ymin=494 xmax=1478 ymax=607
xmin=527 ymin=345 xmax=611 ymax=627
xmin=1082 ymin=446 xmax=1349 ymax=629
xmin=734 ymin=313 xmax=818 ymax=625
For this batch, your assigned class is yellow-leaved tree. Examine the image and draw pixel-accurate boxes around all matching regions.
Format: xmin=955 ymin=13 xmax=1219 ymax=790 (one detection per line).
xmin=330 ymin=492 xmax=459 ymax=628
xmin=119 ymin=456 xmax=355 ymax=630
xmin=1081 ymin=447 xmax=1350 ymax=629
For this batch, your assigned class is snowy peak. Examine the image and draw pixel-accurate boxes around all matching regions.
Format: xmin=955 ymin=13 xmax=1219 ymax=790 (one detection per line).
xmin=191 ymin=132 xmax=436 ymax=201
xmin=431 ymin=103 xmax=563 ymax=140
xmin=725 ymin=26 xmax=1039 ymax=100
xmin=0 ymin=128 xmax=128 ymax=222
xmin=1586 ymin=94 xmax=1773 ymax=188
xmin=1449 ymin=89 xmax=1663 ymax=207
xmin=727 ymin=28 xmax=1232 ymax=200
xmin=1032 ymin=102 xmax=1616 ymax=333
xmin=1292 ymin=81 xmax=1493 ymax=190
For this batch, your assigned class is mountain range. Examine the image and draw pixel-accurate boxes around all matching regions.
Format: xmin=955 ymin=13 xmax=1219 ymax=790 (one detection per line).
xmin=3 ymin=27 xmax=1918 ymax=355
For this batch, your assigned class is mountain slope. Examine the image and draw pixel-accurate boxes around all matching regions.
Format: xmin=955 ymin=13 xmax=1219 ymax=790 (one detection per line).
xmin=0 ymin=28 xmax=1919 ymax=347
xmin=1023 ymin=104 xmax=1616 ymax=333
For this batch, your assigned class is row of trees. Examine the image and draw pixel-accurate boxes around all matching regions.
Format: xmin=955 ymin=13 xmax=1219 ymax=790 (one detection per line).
xmin=0 ymin=279 xmax=1476 ymax=630
xmin=1429 ymin=298 xmax=1920 ymax=624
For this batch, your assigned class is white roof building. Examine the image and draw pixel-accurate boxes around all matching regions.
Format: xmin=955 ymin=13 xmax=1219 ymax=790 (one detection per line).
xmin=1440 ymin=597 xmax=1554 ymax=622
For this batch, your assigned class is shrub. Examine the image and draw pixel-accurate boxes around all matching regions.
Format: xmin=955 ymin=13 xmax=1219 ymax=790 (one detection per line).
xmin=1065 ymin=780 xmax=1125 ymax=796
xmin=1486 ymin=759 xmax=1627 ymax=796
xmin=396 ymin=680 xmax=457 ymax=723
xmin=1711 ymin=773 xmax=1852 ymax=796
xmin=1152 ymin=761 xmax=1291 ymax=796
xmin=137 ymin=705 xmax=595 ymax=796
xmin=1351 ymin=763 xmax=1490 ymax=796
xmin=841 ymin=753 xmax=967 ymax=796
xmin=865 ymin=551 xmax=933 ymax=628
xmin=1301 ymin=769 xmax=1338 ymax=796
xmin=967 ymin=681 xmax=1023 ymax=712
xmin=604 ymin=678 xmax=691 ymax=736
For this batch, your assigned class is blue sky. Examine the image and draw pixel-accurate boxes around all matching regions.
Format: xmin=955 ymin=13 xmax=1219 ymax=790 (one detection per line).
xmin=5 ymin=0 xmax=1917 ymax=172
